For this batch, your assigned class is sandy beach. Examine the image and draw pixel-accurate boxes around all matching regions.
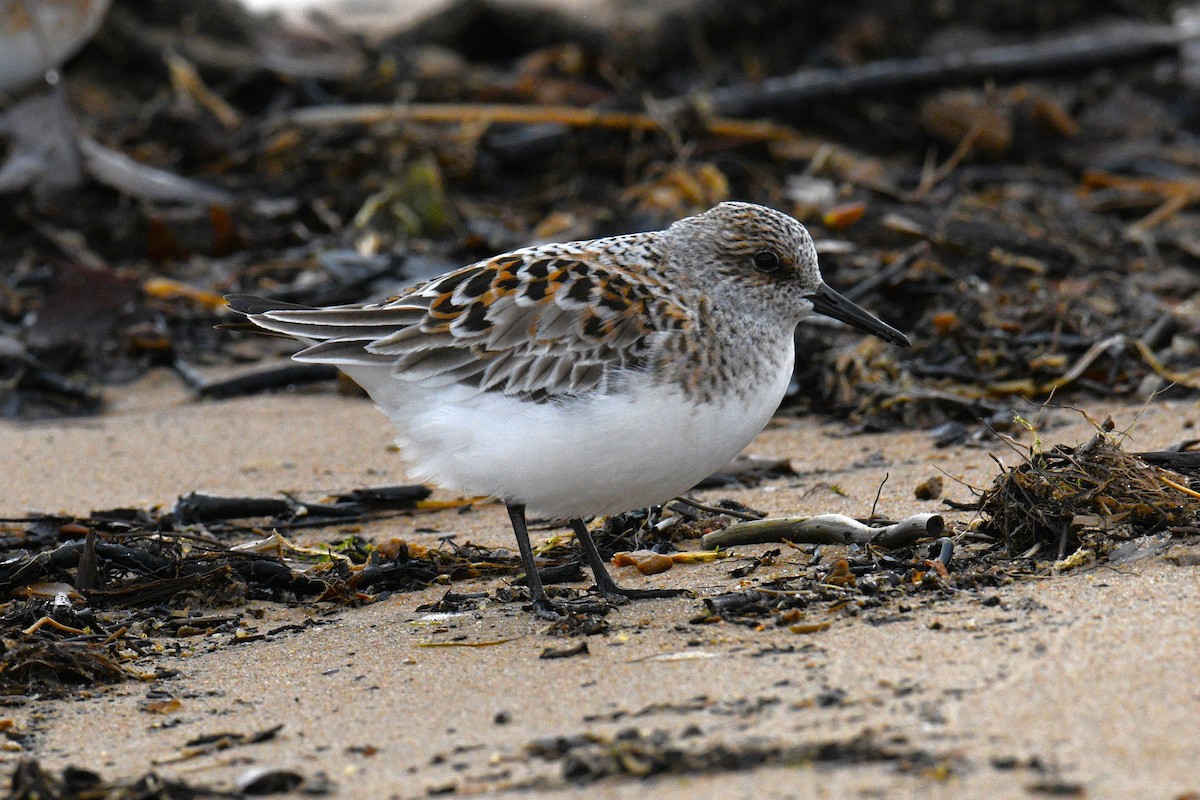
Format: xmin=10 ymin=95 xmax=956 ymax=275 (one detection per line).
xmin=1 ymin=374 xmax=1196 ymax=799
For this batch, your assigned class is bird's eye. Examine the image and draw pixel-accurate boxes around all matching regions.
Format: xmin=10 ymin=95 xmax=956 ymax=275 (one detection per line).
xmin=752 ymin=250 xmax=780 ymax=273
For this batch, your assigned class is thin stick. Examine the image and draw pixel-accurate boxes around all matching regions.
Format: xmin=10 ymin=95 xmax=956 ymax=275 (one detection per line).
xmin=908 ymin=94 xmax=992 ymax=202
xmin=671 ymin=496 xmax=764 ymax=521
xmin=287 ymin=102 xmax=801 ymax=143
xmin=869 ymin=473 xmax=889 ymax=520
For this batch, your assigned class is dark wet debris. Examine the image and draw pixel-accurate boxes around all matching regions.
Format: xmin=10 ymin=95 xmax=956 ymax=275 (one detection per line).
xmin=414 ymin=589 xmax=490 ymax=614
xmin=171 ymin=484 xmax=431 ymax=525
xmin=0 ymin=0 xmax=1197 ymax=430
xmin=4 ymin=759 xmax=229 ymax=800
xmin=0 ymin=488 xmax=528 ymax=695
xmin=0 ymin=485 xmax=764 ymax=692
xmin=692 ymin=538 xmax=998 ymax=629
xmin=538 ymin=641 xmax=589 ymax=660
xmin=2 ymin=755 xmax=332 ymax=799
xmin=192 ymin=364 xmax=342 ymax=400
xmin=580 ymin=501 xmax=745 ymax=559
xmin=3 ymin=418 xmax=1196 ymax=693
xmin=692 ymin=455 xmax=796 ymax=490
xmin=161 ymin=724 xmax=285 ymax=765
xmin=689 ymin=422 xmax=1200 ymax=629
xmin=524 ymin=727 xmax=954 ymax=784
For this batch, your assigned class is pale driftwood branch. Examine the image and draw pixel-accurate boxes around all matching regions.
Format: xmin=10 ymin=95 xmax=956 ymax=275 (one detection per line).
xmin=700 ymin=512 xmax=944 ymax=550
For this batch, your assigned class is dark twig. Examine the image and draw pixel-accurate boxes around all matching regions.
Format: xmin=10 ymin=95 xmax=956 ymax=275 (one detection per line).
xmin=193 ymin=364 xmax=341 ymax=399
xmin=677 ymin=23 xmax=1197 ymax=117
xmin=841 ymin=243 xmax=927 ymax=302
xmin=75 ymin=529 xmax=99 ymax=591
xmin=671 ymin=495 xmax=764 ymax=521
xmin=868 ymin=473 xmax=888 ymax=521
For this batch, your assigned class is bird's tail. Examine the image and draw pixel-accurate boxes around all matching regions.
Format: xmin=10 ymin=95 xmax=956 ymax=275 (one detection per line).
xmin=223 ymin=294 xmax=420 ymax=366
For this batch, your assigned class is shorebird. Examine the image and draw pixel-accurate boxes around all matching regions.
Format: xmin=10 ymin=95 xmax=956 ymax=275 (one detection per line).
xmin=228 ymin=201 xmax=909 ymax=618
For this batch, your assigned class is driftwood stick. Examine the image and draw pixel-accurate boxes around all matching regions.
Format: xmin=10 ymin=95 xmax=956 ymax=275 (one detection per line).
xmin=681 ymin=23 xmax=1196 ymax=117
xmin=701 ymin=512 xmax=944 ymax=550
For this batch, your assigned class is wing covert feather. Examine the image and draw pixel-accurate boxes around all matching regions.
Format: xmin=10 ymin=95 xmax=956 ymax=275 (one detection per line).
xmin=244 ymin=240 xmax=692 ymax=399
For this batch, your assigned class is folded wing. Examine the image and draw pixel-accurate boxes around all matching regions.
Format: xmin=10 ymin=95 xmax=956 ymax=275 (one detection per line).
xmin=226 ymin=245 xmax=691 ymax=399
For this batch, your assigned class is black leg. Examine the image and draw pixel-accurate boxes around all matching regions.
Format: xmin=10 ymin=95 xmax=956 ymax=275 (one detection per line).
xmin=570 ymin=518 xmax=685 ymax=603
xmin=506 ymin=503 xmax=562 ymax=620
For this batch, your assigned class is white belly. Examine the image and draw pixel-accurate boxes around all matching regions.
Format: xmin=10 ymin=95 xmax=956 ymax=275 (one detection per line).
xmin=343 ymin=367 xmax=790 ymax=519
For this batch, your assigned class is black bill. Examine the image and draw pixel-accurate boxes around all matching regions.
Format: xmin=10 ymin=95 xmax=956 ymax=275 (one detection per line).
xmin=809 ymin=283 xmax=910 ymax=347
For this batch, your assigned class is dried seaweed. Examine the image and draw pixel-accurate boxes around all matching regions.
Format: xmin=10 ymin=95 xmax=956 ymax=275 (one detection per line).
xmin=0 ymin=492 xmax=533 ymax=695
xmin=978 ymin=423 xmax=1200 ymax=556
xmin=693 ymin=535 xmax=1009 ymax=630
xmin=526 ymin=727 xmax=953 ymax=783
xmin=5 ymin=758 xmax=236 ymax=799
xmin=0 ymin=634 xmax=137 ymax=689
xmin=0 ymin=484 xmax=772 ymax=692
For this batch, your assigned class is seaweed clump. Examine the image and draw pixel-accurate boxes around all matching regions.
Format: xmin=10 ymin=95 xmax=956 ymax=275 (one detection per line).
xmin=978 ymin=420 xmax=1200 ymax=558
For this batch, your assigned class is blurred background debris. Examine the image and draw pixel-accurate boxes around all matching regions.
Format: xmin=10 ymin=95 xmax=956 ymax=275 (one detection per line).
xmin=0 ymin=0 xmax=1198 ymax=430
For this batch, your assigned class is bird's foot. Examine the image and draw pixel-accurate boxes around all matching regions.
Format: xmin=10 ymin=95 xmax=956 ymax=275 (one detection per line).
xmin=530 ymin=596 xmax=568 ymax=621
xmin=530 ymin=594 xmax=614 ymax=620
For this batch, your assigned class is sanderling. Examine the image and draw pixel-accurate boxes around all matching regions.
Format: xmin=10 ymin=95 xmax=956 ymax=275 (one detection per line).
xmin=227 ymin=201 xmax=909 ymax=619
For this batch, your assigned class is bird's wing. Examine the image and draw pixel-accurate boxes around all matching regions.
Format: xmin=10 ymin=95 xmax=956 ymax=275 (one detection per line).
xmin=227 ymin=241 xmax=692 ymax=399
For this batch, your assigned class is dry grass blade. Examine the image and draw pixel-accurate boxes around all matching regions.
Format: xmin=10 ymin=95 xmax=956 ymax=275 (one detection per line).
xmin=287 ymin=102 xmax=802 ymax=143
